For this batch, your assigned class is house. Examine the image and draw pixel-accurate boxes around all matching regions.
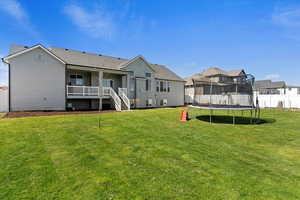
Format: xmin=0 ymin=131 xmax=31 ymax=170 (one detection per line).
xmin=2 ymin=44 xmax=185 ymax=112
xmin=253 ymin=80 xmax=300 ymax=108
xmin=0 ymin=86 xmax=8 ymax=112
xmin=184 ymin=67 xmax=254 ymax=106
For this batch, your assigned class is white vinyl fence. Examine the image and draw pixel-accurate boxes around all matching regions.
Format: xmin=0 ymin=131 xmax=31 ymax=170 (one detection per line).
xmin=254 ymin=94 xmax=300 ymax=109
xmin=0 ymin=89 xmax=8 ymax=112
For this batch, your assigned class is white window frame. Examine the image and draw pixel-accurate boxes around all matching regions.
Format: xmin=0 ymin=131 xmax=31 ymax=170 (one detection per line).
xmin=146 ymin=99 xmax=152 ymax=106
xmin=157 ymin=80 xmax=170 ymax=93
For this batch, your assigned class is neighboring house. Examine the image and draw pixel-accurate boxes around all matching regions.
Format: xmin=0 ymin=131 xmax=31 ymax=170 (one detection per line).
xmin=0 ymin=86 xmax=9 ymax=112
xmin=2 ymin=44 xmax=185 ymax=112
xmin=253 ymin=80 xmax=300 ymax=108
xmin=184 ymin=67 xmax=253 ymax=106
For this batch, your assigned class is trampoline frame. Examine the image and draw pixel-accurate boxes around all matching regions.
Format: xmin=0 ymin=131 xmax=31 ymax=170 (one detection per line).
xmin=188 ymin=105 xmax=260 ymax=125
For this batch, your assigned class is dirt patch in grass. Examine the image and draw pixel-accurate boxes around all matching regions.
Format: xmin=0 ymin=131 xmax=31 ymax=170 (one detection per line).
xmin=3 ymin=110 xmax=117 ymax=118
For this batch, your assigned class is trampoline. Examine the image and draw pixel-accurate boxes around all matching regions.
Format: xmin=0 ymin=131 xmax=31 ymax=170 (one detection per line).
xmin=187 ymin=72 xmax=260 ymax=125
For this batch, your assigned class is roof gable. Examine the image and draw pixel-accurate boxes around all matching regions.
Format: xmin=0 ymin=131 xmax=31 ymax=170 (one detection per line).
xmin=120 ymin=56 xmax=155 ymax=72
xmin=3 ymin=44 xmax=66 ymax=64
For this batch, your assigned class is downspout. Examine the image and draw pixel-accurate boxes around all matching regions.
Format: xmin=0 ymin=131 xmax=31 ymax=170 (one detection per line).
xmin=65 ymin=64 xmax=68 ymax=111
xmin=134 ymin=78 xmax=137 ymax=108
xmin=1 ymin=57 xmax=10 ymax=112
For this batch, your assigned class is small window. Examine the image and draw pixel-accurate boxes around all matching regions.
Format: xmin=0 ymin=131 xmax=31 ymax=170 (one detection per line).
xmin=163 ymin=99 xmax=167 ymax=105
xmin=146 ymin=99 xmax=152 ymax=106
xmin=167 ymin=82 xmax=170 ymax=92
xmin=163 ymin=81 xmax=167 ymax=92
xmin=146 ymin=79 xmax=151 ymax=91
xmin=160 ymin=99 xmax=167 ymax=106
xmin=145 ymin=73 xmax=151 ymax=78
xmin=160 ymin=81 xmax=164 ymax=92
xmin=160 ymin=99 xmax=164 ymax=106
xmin=156 ymin=81 xmax=160 ymax=92
xmin=298 ymin=88 xmax=300 ymax=95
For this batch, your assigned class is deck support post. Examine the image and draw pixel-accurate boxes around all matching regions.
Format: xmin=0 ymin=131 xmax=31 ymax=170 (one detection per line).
xmin=210 ymin=109 xmax=212 ymax=124
xmin=98 ymin=71 xmax=103 ymax=97
xmin=233 ymin=110 xmax=235 ymax=125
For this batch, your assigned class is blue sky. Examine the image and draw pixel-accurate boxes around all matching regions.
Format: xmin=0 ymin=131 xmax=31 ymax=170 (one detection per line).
xmin=1 ymin=0 xmax=300 ymax=86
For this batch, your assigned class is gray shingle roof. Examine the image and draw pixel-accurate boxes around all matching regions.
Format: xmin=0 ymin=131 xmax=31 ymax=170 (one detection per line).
xmin=199 ymin=67 xmax=244 ymax=77
xmin=50 ymin=47 xmax=127 ymax=70
xmin=185 ymin=67 xmax=245 ymax=85
xmin=8 ymin=45 xmax=184 ymax=82
xmin=9 ymin=44 xmax=30 ymax=55
xmin=200 ymin=67 xmax=226 ymax=76
xmin=151 ymin=64 xmax=183 ymax=81
xmin=254 ymin=80 xmax=286 ymax=89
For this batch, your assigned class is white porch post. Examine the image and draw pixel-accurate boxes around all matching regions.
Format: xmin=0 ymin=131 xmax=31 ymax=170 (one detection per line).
xmin=99 ymin=70 xmax=103 ymax=110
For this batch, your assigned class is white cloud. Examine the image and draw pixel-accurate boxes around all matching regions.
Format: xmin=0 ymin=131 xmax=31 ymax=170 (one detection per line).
xmin=63 ymin=4 xmax=115 ymax=39
xmin=271 ymin=4 xmax=300 ymax=40
xmin=0 ymin=0 xmax=42 ymax=40
xmin=264 ymin=74 xmax=280 ymax=80
xmin=272 ymin=6 xmax=300 ymax=27
xmin=0 ymin=55 xmax=8 ymax=86
xmin=0 ymin=0 xmax=28 ymax=22
xmin=63 ymin=1 xmax=156 ymax=41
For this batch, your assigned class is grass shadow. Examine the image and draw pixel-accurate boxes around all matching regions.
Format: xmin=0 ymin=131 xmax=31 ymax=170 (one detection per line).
xmin=196 ymin=115 xmax=276 ymax=125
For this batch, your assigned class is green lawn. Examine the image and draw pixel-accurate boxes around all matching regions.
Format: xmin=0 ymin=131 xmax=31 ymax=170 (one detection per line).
xmin=0 ymin=108 xmax=300 ymax=200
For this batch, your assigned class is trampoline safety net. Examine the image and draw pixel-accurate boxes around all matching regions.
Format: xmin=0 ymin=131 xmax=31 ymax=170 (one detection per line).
xmin=189 ymin=74 xmax=256 ymax=109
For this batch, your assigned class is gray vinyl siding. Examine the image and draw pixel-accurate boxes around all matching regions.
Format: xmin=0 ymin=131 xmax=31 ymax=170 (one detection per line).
xmin=155 ymin=80 xmax=184 ymax=107
xmin=9 ymin=48 xmax=65 ymax=111
xmin=124 ymin=58 xmax=155 ymax=108
xmin=124 ymin=58 xmax=184 ymax=108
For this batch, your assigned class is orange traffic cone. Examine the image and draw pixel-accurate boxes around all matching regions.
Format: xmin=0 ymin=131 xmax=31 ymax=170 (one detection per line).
xmin=180 ymin=110 xmax=188 ymax=122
